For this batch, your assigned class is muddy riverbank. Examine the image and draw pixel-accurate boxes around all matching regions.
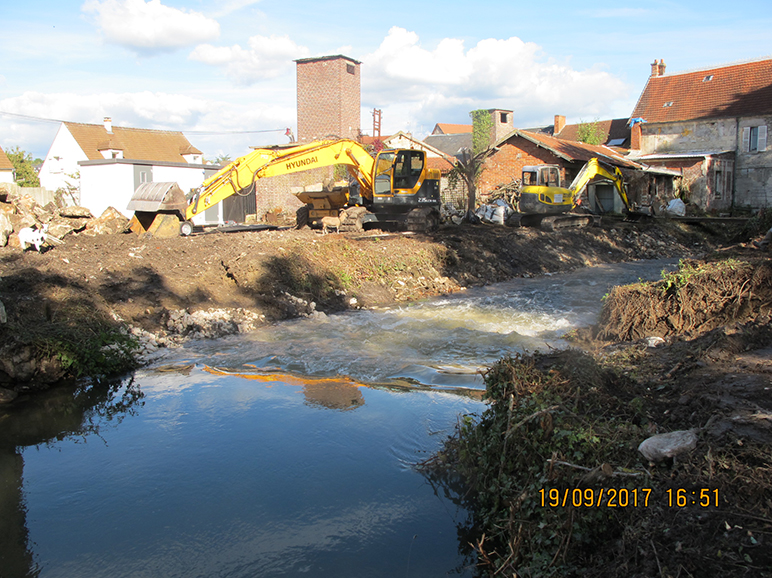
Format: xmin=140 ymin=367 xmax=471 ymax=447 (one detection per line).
xmin=0 ymin=217 xmax=731 ymax=391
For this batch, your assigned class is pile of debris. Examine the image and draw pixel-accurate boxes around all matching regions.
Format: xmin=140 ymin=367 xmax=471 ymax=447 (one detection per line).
xmin=0 ymin=186 xmax=130 ymax=250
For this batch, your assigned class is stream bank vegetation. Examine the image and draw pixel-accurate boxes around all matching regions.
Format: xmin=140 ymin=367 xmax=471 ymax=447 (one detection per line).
xmin=421 ymin=256 xmax=772 ymax=577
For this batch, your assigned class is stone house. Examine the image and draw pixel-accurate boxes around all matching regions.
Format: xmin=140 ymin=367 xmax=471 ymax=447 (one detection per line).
xmin=629 ymin=57 xmax=772 ymax=212
xmin=38 ymin=118 xmax=223 ymax=222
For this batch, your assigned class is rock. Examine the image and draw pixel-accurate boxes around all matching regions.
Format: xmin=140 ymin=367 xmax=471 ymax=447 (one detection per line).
xmin=0 ymin=212 xmax=12 ymax=246
xmin=0 ymin=299 xmax=6 ymax=323
xmin=644 ymin=336 xmax=666 ymax=348
xmin=59 ymin=206 xmax=94 ymax=219
xmin=0 ymin=387 xmax=18 ymax=404
xmin=638 ymin=429 xmax=698 ymax=462
xmin=83 ymin=207 xmax=130 ymax=235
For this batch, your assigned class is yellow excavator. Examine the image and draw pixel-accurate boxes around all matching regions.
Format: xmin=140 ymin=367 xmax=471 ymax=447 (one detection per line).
xmin=127 ymin=138 xmax=441 ymax=237
xmin=516 ymin=157 xmax=637 ymax=231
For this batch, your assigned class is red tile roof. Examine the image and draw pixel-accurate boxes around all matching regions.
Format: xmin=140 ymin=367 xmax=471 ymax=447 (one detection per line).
xmin=509 ymin=130 xmax=640 ymax=169
xmin=64 ymin=122 xmax=202 ymax=163
xmin=432 ymin=123 xmax=472 ymax=135
xmin=426 ymin=156 xmax=454 ymax=173
xmin=631 ymin=57 xmax=772 ymax=124
xmin=0 ymin=146 xmax=13 ymax=171
xmin=555 ymin=118 xmax=630 ymax=147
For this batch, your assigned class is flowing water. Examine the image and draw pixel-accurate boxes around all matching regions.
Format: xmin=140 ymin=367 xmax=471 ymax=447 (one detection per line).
xmin=0 ymin=260 xmax=675 ymax=578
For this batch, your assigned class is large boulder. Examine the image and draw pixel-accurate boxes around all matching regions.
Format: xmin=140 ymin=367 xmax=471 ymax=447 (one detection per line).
xmin=83 ymin=207 xmax=130 ymax=236
xmin=0 ymin=212 xmax=12 ymax=246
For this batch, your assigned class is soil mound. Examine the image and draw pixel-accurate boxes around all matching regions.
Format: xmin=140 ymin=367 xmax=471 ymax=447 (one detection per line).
xmin=597 ymin=256 xmax=772 ymax=341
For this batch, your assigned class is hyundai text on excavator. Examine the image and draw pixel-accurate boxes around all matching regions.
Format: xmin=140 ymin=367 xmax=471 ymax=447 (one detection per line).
xmin=515 ymin=157 xmax=643 ymax=231
xmin=126 ymin=138 xmax=441 ymax=237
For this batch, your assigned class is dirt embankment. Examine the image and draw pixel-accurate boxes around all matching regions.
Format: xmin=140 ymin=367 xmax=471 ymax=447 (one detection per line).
xmin=0 ymin=216 xmax=756 ymax=392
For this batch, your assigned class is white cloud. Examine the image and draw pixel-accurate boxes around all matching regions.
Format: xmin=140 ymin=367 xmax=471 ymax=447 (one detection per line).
xmin=0 ymin=90 xmax=294 ymax=160
xmin=361 ymin=27 xmax=634 ymax=137
xmin=210 ymin=0 xmax=262 ymax=18
xmin=82 ymin=0 xmax=220 ymax=53
xmin=189 ymin=35 xmax=309 ymax=84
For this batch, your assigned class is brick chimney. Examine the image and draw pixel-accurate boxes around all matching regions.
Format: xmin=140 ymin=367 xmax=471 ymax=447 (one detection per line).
xmin=631 ymin=122 xmax=642 ymax=150
xmin=650 ymin=59 xmax=667 ymax=77
xmin=104 ymin=117 xmax=113 ymax=134
xmin=554 ymin=114 xmax=566 ymax=135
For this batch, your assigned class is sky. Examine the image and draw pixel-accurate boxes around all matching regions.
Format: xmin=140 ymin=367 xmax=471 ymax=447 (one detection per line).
xmin=1 ymin=0 xmax=771 ymax=161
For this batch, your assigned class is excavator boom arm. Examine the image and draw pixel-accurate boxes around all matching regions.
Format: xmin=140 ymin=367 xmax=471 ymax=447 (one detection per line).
xmin=186 ymin=139 xmax=376 ymax=220
xmin=567 ymin=158 xmax=632 ymax=211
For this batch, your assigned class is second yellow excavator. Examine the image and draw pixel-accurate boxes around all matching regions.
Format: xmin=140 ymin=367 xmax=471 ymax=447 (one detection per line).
xmin=127 ymin=138 xmax=441 ymax=236
xmin=516 ymin=157 xmax=638 ymax=231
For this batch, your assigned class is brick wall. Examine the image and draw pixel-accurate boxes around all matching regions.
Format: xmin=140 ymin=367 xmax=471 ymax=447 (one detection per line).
xmin=478 ymin=138 xmax=565 ymax=195
xmin=296 ymin=55 xmax=361 ymax=142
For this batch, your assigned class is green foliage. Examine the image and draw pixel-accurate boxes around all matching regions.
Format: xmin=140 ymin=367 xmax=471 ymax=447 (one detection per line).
xmin=470 ymin=109 xmax=494 ymax=155
xmin=427 ymin=351 xmax=652 ymax=576
xmin=6 ymin=146 xmax=41 ymax=187
xmin=39 ymin=327 xmax=140 ymax=379
xmin=212 ymin=154 xmax=232 ymax=165
xmin=576 ymin=119 xmax=605 ymax=145
xmin=658 ymin=258 xmax=745 ymax=295
xmin=448 ymin=145 xmax=496 ymax=217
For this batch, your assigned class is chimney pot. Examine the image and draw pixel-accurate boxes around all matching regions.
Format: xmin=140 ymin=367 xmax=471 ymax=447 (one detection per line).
xmin=104 ymin=117 xmax=113 ymax=134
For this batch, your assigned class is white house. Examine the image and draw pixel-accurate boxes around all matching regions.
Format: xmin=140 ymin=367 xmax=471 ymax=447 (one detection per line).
xmin=39 ymin=117 xmax=222 ymax=222
xmin=0 ymin=146 xmax=14 ymax=184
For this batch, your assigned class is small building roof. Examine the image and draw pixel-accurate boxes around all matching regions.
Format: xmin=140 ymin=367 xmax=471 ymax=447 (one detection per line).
xmin=423 ymin=133 xmax=472 ymax=158
xmin=294 ymin=54 xmax=361 ymax=65
xmin=64 ymin=121 xmax=202 ymax=163
xmin=630 ymin=56 xmax=772 ymax=124
xmin=555 ymin=118 xmax=631 ymax=149
xmin=0 ymin=146 xmax=13 ymax=171
xmin=497 ymin=130 xmax=641 ymax=169
xmin=431 ymin=123 xmax=473 ymax=135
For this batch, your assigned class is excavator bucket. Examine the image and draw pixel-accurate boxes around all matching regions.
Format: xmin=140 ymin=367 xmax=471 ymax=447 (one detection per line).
xmin=127 ymin=182 xmax=189 ymax=237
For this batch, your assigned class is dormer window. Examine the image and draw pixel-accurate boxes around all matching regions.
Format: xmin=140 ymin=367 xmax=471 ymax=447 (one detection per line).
xmin=663 ymin=101 xmax=674 ymax=107
xmin=100 ymin=148 xmax=123 ymax=159
xmin=703 ymin=75 xmax=714 ymax=82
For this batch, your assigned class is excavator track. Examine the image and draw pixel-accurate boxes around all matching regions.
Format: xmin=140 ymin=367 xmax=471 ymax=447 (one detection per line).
xmin=540 ymin=214 xmax=599 ymax=231
xmin=339 ymin=206 xmax=367 ymax=232
xmin=406 ymin=207 xmax=440 ymax=232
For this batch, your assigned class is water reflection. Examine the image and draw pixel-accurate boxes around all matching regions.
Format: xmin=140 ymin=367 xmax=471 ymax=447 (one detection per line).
xmin=0 ymin=379 xmax=144 ymax=578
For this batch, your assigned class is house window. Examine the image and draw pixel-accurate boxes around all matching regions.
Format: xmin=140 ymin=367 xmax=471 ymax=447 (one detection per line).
xmin=703 ymin=75 xmax=713 ymax=82
xmin=714 ymin=168 xmax=723 ymax=199
xmin=743 ymin=125 xmax=767 ymax=152
xmin=346 ymin=64 xmax=355 ymax=75
xmin=500 ymin=112 xmax=508 ymax=123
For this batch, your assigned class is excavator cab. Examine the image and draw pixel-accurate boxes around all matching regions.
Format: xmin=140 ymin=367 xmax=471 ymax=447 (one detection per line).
xmin=519 ymin=165 xmax=574 ymax=214
xmin=522 ymin=165 xmax=560 ymax=188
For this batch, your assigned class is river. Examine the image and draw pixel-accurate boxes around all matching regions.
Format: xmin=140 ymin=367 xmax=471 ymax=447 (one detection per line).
xmin=0 ymin=260 xmax=675 ymax=578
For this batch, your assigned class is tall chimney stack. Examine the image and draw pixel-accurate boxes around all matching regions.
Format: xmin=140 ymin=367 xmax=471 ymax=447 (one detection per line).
xmin=104 ymin=117 xmax=113 ymax=134
xmin=554 ymin=115 xmax=566 ymax=135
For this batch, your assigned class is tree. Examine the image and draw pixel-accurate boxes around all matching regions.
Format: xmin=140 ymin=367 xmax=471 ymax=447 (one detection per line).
xmin=6 ymin=147 xmax=41 ymax=187
xmin=576 ymin=119 xmax=605 ymax=145
xmin=447 ymin=110 xmax=496 ymax=220
xmin=470 ymin=109 xmax=494 ymax=155
xmin=448 ymin=146 xmax=496 ymax=221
